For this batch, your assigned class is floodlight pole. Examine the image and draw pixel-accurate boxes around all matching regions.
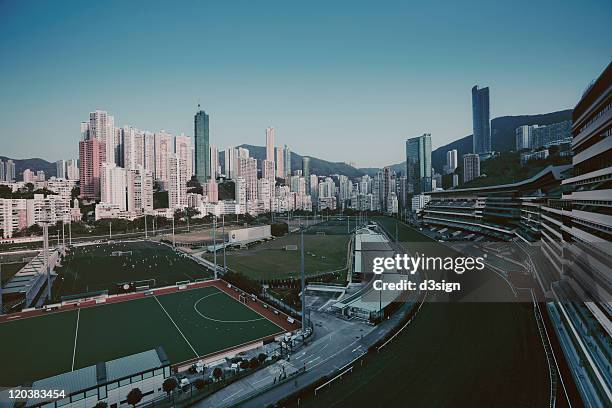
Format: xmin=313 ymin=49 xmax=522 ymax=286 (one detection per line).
xmin=43 ymin=222 xmax=51 ymax=301
xmin=300 ymin=224 xmax=306 ymax=333
xmin=222 ymin=214 xmax=226 ymax=272
xmin=213 ymin=216 xmax=217 ymax=279
xmin=62 ymin=220 xmax=65 ymax=249
xmin=109 ymin=222 xmax=112 ymax=240
xmin=144 ymin=213 xmax=148 ymax=239
xmin=0 ymin=260 xmax=3 ymax=315
xmin=172 ymin=217 xmax=175 ymax=247
xmin=69 ymin=221 xmax=72 ymax=246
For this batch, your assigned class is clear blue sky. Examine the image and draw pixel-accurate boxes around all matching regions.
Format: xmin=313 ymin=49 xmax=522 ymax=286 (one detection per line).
xmin=0 ymin=0 xmax=610 ymax=167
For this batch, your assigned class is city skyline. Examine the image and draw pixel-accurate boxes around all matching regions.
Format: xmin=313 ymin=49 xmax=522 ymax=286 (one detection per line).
xmin=1 ymin=1 xmax=610 ymax=167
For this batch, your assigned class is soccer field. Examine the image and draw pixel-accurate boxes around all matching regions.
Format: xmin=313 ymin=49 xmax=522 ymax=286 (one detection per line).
xmin=0 ymin=286 xmax=284 ymax=387
xmin=53 ymin=241 xmax=213 ymax=298
xmin=216 ymin=234 xmax=350 ymax=280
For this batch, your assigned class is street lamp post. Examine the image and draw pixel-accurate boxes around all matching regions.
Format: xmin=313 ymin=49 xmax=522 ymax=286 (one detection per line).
xmin=300 ymin=224 xmax=306 ymax=332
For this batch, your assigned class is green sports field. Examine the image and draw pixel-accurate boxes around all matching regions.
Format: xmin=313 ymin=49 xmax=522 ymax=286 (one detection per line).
xmin=53 ymin=241 xmax=213 ymax=298
xmin=0 ymin=286 xmax=284 ymax=387
xmin=215 ymin=234 xmax=350 ymax=280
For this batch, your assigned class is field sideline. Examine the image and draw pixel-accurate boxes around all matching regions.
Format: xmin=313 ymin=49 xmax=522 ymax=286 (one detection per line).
xmin=0 ymin=282 xmax=289 ymax=387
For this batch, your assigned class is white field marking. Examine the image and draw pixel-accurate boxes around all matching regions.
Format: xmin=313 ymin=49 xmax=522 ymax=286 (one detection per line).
xmin=215 ymin=288 xmax=286 ymax=332
xmin=71 ymin=308 xmax=80 ymax=371
xmin=154 ymin=296 xmax=199 ymax=358
xmin=193 ymin=292 xmax=266 ymax=323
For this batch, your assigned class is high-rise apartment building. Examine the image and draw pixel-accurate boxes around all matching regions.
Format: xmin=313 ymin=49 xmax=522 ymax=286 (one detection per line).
xmin=302 ymin=157 xmax=311 ymax=193
xmin=283 ymin=145 xmax=291 ymax=178
xmin=209 ymin=145 xmax=218 ymax=180
xmin=275 ymin=147 xmax=284 ymax=179
xmin=265 ymin=127 xmax=275 ymax=163
xmin=66 ymin=159 xmax=79 ymax=180
xmin=515 ymin=125 xmax=533 ymax=150
xmin=79 ymin=138 xmax=102 ymax=201
xmin=168 ymin=155 xmax=187 ymax=209
xmin=446 ymin=149 xmax=458 ymax=173
xmin=88 ymin=110 xmax=116 ymax=165
xmin=154 ymin=130 xmax=173 ymax=187
xmin=175 ymin=134 xmax=193 ymax=180
xmin=463 ymin=153 xmax=480 ymax=183
xmin=406 ymin=133 xmax=432 ymax=195
xmin=127 ymin=167 xmax=153 ymax=213
xmin=123 ymin=126 xmax=145 ymax=171
xmin=5 ymin=160 xmax=15 ymax=182
xmin=100 ymin=163 xmax=128 ymax=211
xmin=472 ymin=85 xmax=491 ymax=154
xmin=55 ymin=160 xmax=66 ymax=179
xmin=194 ymin=109 xmax=210 ymax=183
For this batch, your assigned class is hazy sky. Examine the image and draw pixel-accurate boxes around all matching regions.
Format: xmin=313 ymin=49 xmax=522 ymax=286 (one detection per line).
xmin=0 ymin=0 xmax=610 ymax=167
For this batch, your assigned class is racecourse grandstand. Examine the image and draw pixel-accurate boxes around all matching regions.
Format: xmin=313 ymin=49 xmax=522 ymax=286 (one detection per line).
xmin=422 ymin=164 xmax=572 ymax=242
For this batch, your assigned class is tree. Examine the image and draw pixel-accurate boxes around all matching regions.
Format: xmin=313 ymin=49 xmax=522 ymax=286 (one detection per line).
xmin=94 ymin=402 xmax=108 ymax=408
xmin=162 ymin=378 xmax=178 ymax=398
xmin=258 ymin=353 xmax=268 ymax=365
xmin=25 ymin=182 xmax=34 ymax=192
xmin=126 ymin=388 xmax=143 ymax=407
xmin=194 ymin=378 xmax=206 ymax=390
xmin=249 ymin=356 xmax=260 ymax=369
xmin=212 ymin=366 xmax=223 ymax=380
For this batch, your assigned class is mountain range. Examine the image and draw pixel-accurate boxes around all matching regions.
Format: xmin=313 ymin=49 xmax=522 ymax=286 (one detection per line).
xmin=0 ymin=156 xmax=57 ymax=179
xmin=3 ymin=108 xmax=573 ymax=181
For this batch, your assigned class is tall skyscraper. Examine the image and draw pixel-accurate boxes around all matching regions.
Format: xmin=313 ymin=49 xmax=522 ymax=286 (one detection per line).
xmin=446 ymin=149 xmax=458 ymax=173
xmin=143 ymin=132 xmax=155 ymax=175
xmin=55 ymin=160 xmax=66 ymax=179
xmin=283 ymin=145 xmax=291 ymax=178
xmin=265 ymin=127 xmax=275 ymax=163
xmin=194 ymin=108 xmax=210 ymax=183
xmin=79 ymin=138 xmax=102 ymax=201
xmin=472 ymin=85 xmax=491 ymax=154
xmin=0 ymin=159 xmax=4 ymax=181
xmin=302 ymin=156 xmax=311 ymax=194
xmin=405 ymin=133 xmax=432 ymax=195
xmin=275 ymin=147 xmax=284 ymax=179
xmin=463 ymin=153 xmax=481 ymax=183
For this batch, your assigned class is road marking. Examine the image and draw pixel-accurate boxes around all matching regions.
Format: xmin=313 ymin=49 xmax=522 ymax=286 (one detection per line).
xmin=351 ymin=346 xmax=361 ymax=353
xmin=222 ymin=388 xmax=243 ymax=402
xmin=71 ymin=308 xmax=80 ymax=371
xmin=154 ymin=296 xmax=199 ymax=358
xmin=253 ymin=376 xmax=271 ymax=385
xmin=306 ymin=356 xmax=321 ymax=365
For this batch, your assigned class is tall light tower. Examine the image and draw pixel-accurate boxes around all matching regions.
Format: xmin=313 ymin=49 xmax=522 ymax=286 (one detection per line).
xmin=213 ymin=216 xmax=217 ymax=279
xmin=300 ymin=223 xmax=306 ymax=332
xmin=222 ymin=214 xmax=226 ymax=272
xmin=43 ymin=222 xmax=51 ymax=301
xmin=0 ymin=259 xmax=4 ymax=315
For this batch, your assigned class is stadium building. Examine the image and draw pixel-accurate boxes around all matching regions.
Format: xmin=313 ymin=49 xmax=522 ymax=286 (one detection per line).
xmin=542 ymin=62 xmax=611 ymax=407
xmin=421 ymin=165 xmax=570 ymax=242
